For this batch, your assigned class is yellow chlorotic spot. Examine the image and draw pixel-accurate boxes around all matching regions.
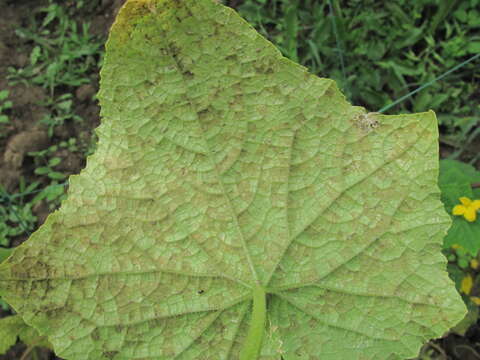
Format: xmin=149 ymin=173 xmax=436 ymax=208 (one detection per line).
xmin=461 ymin=274 xmax=474 ymax=295
xmin=471 ymin=259 xmax=479 ymax=270
xmin=452 ymin=197 xmax=480 ymax=222
xmin=452 ymin=244 xmax=462 ymax=250
xmin=471 ymin=297 xmax=480 ymax=305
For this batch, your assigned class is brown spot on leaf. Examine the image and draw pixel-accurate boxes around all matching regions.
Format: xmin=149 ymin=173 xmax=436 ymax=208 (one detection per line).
xmin=354 ymin=112 xmax=380 ymax=133
xmin=91 ymin=328 xmax=101 ymax=341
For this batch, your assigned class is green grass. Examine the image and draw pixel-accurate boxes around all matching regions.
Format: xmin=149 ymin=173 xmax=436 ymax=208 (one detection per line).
xmin=0 ymin=90 xmax=12 ymax=125
xmin=0 ymin=0 xmax=99 ymax=251
xmin=7 ymin=1 xmax=103 ymax=98
xmin=39 ymin=93 xmax=83 ymax=137
xmin=0 ymin=180 xmax=39 ymax=246
xmin=7 ymin=0 xmax=104 ymax=150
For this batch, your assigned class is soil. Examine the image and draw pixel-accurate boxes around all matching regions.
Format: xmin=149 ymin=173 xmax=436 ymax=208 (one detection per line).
xmin=0 ymin=1 xmax=478 ymax=359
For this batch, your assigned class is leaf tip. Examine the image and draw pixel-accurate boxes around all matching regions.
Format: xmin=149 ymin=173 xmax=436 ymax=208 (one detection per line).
xmin=109 ymin=0 xmax=159 ymax=44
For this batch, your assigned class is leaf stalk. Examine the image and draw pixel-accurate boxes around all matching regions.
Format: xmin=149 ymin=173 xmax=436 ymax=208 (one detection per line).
xmin=240 ymin=284 xmax=266 ymax=360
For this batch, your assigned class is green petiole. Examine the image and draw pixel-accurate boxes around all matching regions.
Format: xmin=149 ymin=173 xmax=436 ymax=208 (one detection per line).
xmin=240 ymin=284 xmax=267 ymax=360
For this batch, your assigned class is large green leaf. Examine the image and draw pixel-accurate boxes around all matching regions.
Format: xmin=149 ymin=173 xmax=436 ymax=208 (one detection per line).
xmin=0 ymin=0 xmax=465 ymax=359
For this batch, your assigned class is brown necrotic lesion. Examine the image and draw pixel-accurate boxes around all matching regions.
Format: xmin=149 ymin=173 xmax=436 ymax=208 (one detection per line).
xmin=354 ymin=112 xmax=380 ymax=133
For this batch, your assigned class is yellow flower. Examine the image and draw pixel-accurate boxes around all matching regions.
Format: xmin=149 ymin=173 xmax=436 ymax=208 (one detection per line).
xmin=471 ymin=259 xmax=479 ymax=270
xmin=452 ymin=197 xmax=480 ymax=222
xmin=471 ymin=297 xmax=480 ymax=306
xmin=461 ymin=274 xmax=473 ymax=295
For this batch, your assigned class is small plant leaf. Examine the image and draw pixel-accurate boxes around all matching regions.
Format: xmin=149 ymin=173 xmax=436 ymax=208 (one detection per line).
xmin=48 ymin=157 xmax=62 ymax=167
xmin=47 ymin=171 xmax=66 ymax=180
xmin=0 ymin=248 xmax=12 ymax=263
xmin=439 ymin=159 xmax=480 ymax=254
xmin=0 ymin=90 xmax=8 ymax=101
xmin=0 ymin=1 xmax=465 ymax=359
xmin=0 ymin=315 xmax=51 ymax=355
xmin=34 ymin=167 xmax=51 ymax=176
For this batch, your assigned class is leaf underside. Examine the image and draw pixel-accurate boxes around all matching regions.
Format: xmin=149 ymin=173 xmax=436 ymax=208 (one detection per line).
xmin=0 ymin=0 xmax=465 ymax=359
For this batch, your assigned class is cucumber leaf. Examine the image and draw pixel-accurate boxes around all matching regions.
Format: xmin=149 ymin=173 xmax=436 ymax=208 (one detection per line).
xmin=0 ymin=1 xmax=465 ymax=359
